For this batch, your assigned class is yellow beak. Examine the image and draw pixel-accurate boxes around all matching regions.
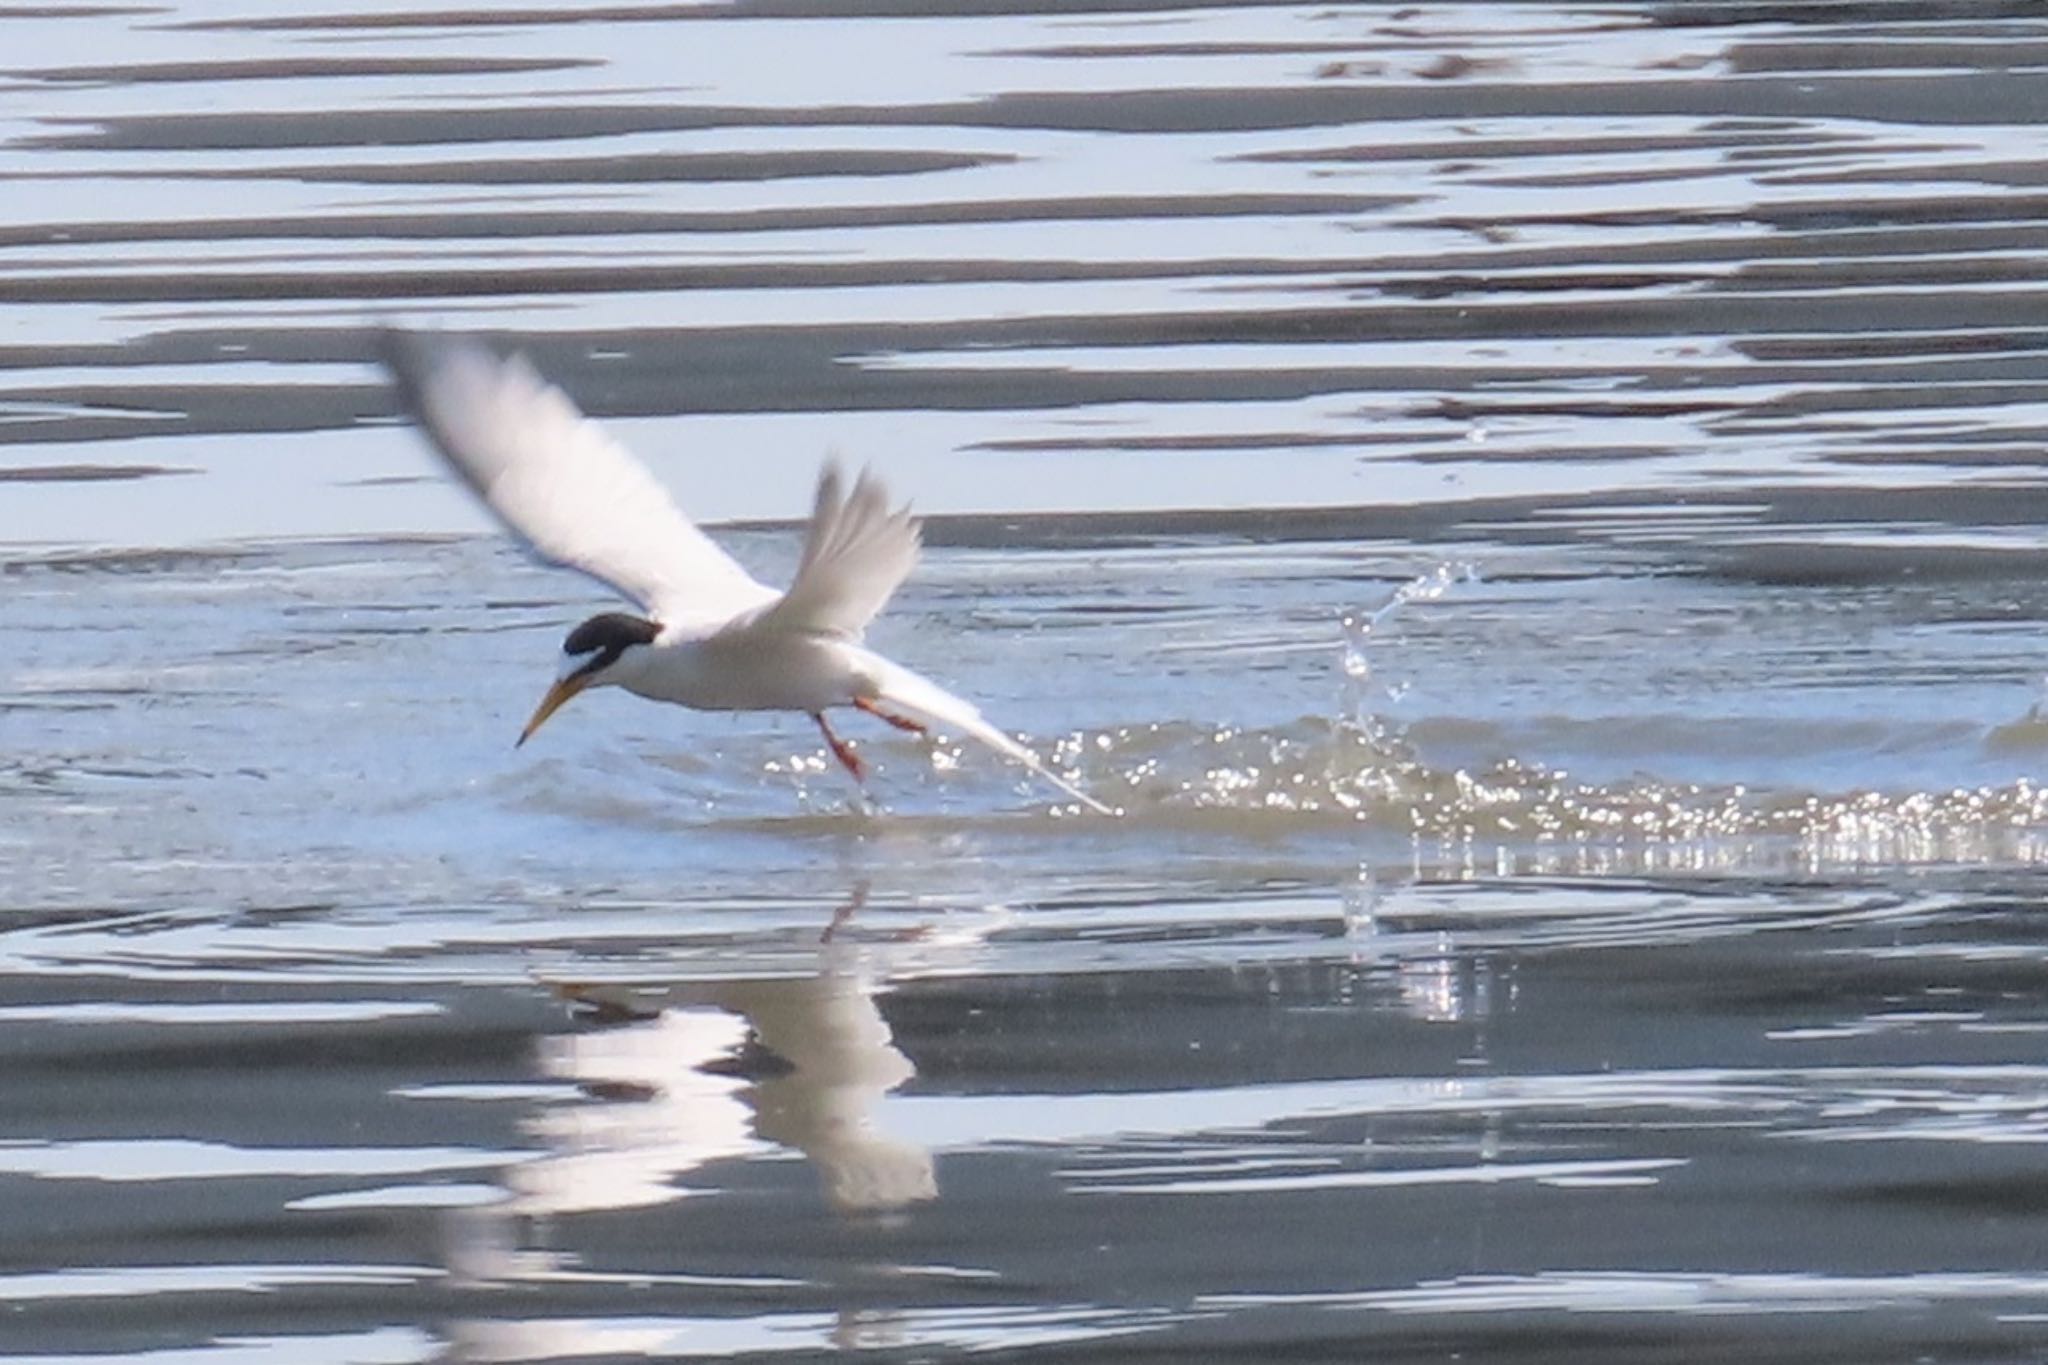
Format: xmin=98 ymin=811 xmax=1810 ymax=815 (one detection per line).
xmin=517 ymin=673 xmax=592 ymax=747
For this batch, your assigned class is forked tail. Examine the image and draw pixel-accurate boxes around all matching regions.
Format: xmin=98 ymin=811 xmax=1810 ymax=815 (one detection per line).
xmin=863 ymin=657 xmax=1117 ymax=816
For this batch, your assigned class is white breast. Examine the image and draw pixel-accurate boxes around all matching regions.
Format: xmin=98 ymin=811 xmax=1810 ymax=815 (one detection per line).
xmin=618 ymin=631 xmax=870 ymax=714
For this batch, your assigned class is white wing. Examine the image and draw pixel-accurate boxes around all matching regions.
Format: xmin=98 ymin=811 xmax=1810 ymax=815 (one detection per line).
xmin=380 ymin=330 xmax=778 ymax=629
xmin=755 ymin=462 xmax=921 ymax=639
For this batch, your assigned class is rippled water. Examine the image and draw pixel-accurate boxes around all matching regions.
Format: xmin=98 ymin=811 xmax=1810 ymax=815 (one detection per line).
xmin=7 ymin=1 xmax=2048 ymax=1361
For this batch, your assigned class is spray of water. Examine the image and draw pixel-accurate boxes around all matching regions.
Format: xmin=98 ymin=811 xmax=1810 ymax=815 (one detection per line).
xmin=1338 ymin=561 xmax=1480 ymax=749
xmin=1322 ymin=563 xmax=1482 ymax=815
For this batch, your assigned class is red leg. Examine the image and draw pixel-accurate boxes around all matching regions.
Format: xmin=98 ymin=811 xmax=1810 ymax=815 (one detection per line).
xmin=813 ymin=711 xmax=866 ymax=783
xmin=821 ymin=881 xmax=870 ymax=943
xmin=853 ymin=696 xmax=929 ymax=735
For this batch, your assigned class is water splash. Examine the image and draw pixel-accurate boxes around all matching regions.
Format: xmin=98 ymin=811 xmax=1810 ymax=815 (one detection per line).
xmin=1339 ymin=561 xmax=1480 ymax=748
xmin=1034 ymin=716 xmax=2048 ymax=874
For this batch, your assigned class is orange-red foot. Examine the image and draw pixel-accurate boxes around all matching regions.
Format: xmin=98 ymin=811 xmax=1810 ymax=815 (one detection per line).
xmin=854 ymin=696 xmax=929 ymax=735
xmin=813 ymin=710 xmax=866 ymax=782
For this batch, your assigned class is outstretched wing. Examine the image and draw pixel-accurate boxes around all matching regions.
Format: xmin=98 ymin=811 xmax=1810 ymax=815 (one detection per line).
xmin=756 ymin=463 xmax=921 ymax=639
xmin=380 ymin=330 xmax=778 ymax=629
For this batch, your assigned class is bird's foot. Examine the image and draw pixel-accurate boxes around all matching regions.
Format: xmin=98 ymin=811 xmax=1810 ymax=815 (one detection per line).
xmin=854 ymin=696 xmax=929 ymax=735
xmin=813 ymin=711 xmax=867 ymax=783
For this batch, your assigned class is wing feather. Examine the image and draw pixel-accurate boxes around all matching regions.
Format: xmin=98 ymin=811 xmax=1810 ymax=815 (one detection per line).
xmin=756 ymin=462 xmax=921 ymax=639
xmin=380 ymin=330 xmax=777 ymax=628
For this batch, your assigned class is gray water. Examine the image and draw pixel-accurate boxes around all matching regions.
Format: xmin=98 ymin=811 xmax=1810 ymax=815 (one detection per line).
xmin=7 ymin=2 xmax=2048 ymax=1361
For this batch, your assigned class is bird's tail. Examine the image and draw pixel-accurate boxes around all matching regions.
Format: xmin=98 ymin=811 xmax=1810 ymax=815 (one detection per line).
xmin=860 ymin=654 xmax=1117 ymax=816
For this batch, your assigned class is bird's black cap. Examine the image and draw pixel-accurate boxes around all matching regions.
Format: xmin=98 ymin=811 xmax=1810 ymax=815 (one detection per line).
xmin=564 ymin=612 xmax=659 ymax=671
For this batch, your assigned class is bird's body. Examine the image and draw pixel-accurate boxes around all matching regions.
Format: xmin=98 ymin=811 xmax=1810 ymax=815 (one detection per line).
xmin=612 ymin=627 xmax=898 ymax=719
xmin=620 ymin=630 xmax=857 ymax=714
xmin=379 ymin=329 xmax=1112 ymax=815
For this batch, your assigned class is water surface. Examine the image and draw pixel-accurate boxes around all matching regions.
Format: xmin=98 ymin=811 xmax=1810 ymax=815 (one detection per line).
xmin=6 ymin=2 xmax=2048 ymax=1360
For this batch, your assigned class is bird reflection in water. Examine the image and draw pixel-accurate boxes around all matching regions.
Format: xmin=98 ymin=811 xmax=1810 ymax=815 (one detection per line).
xmin=447 ymin=920 xmax=933 ymax=1290
xmin=550 ymin=969 xmax=930 ymax=1215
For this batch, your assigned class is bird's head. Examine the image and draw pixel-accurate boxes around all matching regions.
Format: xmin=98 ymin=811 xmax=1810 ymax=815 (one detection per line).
xmin=517 ymin=612 xmax=661 ymax=746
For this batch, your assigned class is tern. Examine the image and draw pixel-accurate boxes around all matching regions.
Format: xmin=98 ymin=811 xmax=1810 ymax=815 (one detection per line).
xmin=380 ymin=330 xmax=1113 ymax=815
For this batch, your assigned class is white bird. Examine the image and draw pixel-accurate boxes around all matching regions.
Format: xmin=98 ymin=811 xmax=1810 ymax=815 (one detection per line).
xmin=380 ymin=330 xmax=1113 ymax=815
